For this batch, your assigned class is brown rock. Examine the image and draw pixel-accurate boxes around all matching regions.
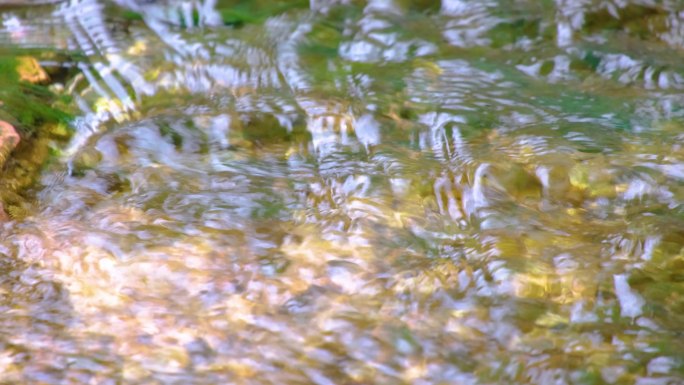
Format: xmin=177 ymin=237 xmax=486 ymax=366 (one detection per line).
xmin=0 ymin=121 xmax=19 ymax=222
xmin=0 ymin=120 xmax=20 ymax=167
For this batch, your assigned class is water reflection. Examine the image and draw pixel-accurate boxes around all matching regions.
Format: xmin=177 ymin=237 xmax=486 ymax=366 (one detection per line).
xmin=1 ymin=0 xmax=684 ymax=383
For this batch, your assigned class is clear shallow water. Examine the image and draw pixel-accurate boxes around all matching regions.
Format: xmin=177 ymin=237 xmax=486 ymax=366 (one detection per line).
xmin=0 ymin=0 xmax=683 ymax=383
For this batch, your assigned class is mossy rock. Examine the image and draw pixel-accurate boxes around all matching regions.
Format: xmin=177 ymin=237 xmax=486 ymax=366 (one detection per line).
xmin=0 ymin=53 xmax=75 ymax=219
xmin=0 ymin=54 xmax=73 ymax=136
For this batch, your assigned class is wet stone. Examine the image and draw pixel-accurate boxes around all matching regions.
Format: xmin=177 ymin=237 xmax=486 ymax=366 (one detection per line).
xmin=0 ymin=120 xmax=20 ymax=167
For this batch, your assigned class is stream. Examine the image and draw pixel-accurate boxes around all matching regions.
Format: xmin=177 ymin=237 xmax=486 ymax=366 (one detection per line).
xmin=0 ymin=0 xmax=683 ymax=383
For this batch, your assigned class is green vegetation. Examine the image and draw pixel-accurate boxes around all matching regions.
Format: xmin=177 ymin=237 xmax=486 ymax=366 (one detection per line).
xmin=0 ymin=53 xmax=73 ymax=134
xmin=217 ymin=0 xmax=310 ymax=26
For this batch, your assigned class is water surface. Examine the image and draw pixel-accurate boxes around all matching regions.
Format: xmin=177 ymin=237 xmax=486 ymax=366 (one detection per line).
xmin=0 ymin=0 xmax=683 ymax=384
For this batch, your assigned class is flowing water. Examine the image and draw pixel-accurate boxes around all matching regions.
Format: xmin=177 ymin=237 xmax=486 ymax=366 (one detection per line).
xmin=0 ymin=0 xmax=683 ymax=383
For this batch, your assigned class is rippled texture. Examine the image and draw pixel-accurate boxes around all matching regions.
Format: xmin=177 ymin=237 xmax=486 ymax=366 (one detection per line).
xmin=1 ymin=0 xmax=684 ymax=383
